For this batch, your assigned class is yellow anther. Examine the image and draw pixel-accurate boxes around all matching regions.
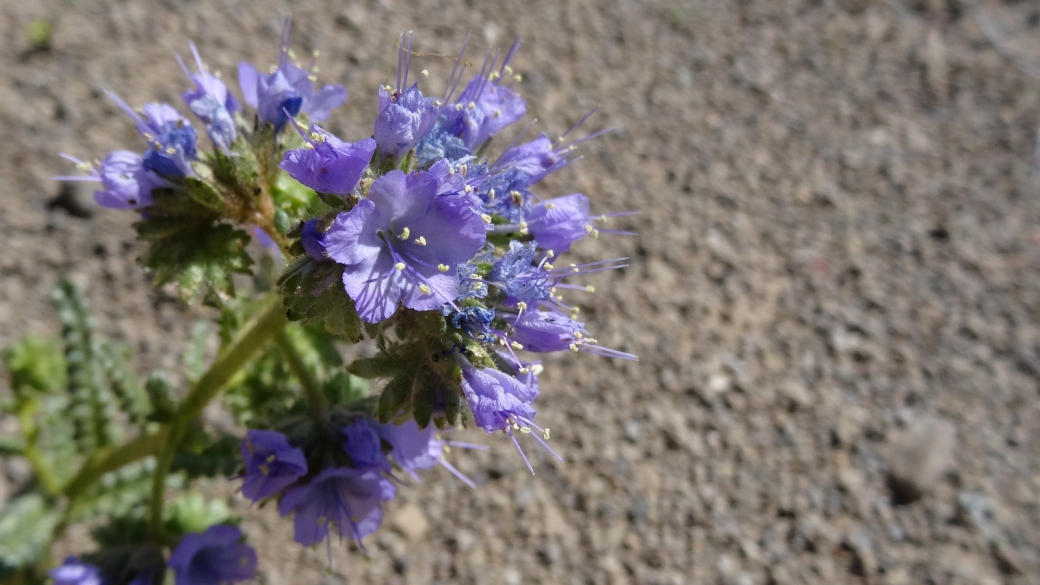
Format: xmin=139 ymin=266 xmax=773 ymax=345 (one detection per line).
xmin=516 ymin=301 xmax=527 ymax=310
xmin=313 ymin=50 xmax=321 ymax=57
xmin=415 ymin=236 xmax=427 ymax=246
xmin=421 ymin=69 xmax=429 ymax=78
xmin=546 ymin=250 xmax=555 ymax=258
xmin=307 ymin=75 xmax=318 ymax=82
xmin=586 ymin=285 xmax=595 ymax=293
xmin=592 ymin=229 xmax=600 ymax=238
xmin=395 ymin=262 xmax=406 ymax=271
xmin=269 ymin=65 xmax=278 ymax=74
xmin=571 ymin=264 xmax=580 ymax=273
xmin=455 ymin=103 xmax=464 ymax=111
xmin=569 ymin=343 xmax=579 ymax=352
xmin=489 ymin=71 xmax=501 ymax=81
xmin=543 ymin=428 xmax=551 ymax=440
xmin=304 ymin=143 xmax=315 ymax=150
xmin=288 ymin=48 xmax=297 ymax=60
xmin=543 ymin=262 xmax=554 ymax=270
xmin=510 ymin=190 xmax=523 ymax=204
xmin=465 ymin=185 xmax=473 ymax=193
xmin=518 ymin=220 xmax=529 ymax=235
xmin=531 ymin=364 xmax=544 ymax=375
xmin=545 ymin=203 xmax=555 ymax=210
xmin=488 ymin=188 xmax=496 ymax=200
xmin=599 ymin=214 xmax=608 ymax=222
xmin=467 ymin=102 xmax=476 ymax=110
xmin=585 ymin=224 xmax=594 ymax=234
xmin=570 ymin=307 xmax=580 ymax=317
xmin=518 ymin=367 xmax=529 ymax=374
xmin=504 ymin=65 xmax=513 ymax=76
xmin=166 ymin=147 xmax=177 ymax=155
xmin=481 ymin=214 xmax=493 ymax=224
xmin=550 ymin=287 xmax=557 ymax=294
xmin=419 ymin=284 xmax=432 ymax=294
xmin=399 ymin=227 xmax=410 ymax=240
xmin=556 ymin=295 xmax=565 ymax=301
xmin=513 ymin=74 xmax=523 ymax=82
xmin=316 ymin=516 xmax=327 ymax=526
xmin=310 ymin=132 xmax=326 ymax=143
xmin=259 ymin=464 xmax=270 ymax=476
xmin=493 ymin=110 xmax=501 ymax=118
xmin=266 ymin=454 xmax=276 ymax=463
xmin=510 ymin=341 xmax=523 ymax=350
xmin=438 ymin=264 xmax=449 ymax=272
xmin=76 ymin=162 xmax=93 ymax=171
xmin=448 ymin=165 xmax=455 ymax=175
xmin=519 ymin=426 xmax=532 ymax=434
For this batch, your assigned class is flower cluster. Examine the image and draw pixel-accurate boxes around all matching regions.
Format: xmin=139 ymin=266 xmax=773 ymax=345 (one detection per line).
xmin=44 ymin=20 xmax=636 ymax=579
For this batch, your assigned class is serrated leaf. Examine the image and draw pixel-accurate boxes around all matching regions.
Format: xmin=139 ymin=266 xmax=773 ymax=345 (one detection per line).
xmin=164 ymin=493 xmax=232 ymax=538
xmin=348 ymin=353 xmax=408 ymax=379
xmin=0 ymin=494 xmax=61 ymax=569
xmin=184 ymin=177 xmax=225 ymax=212
xmin=378 ymin=374 xmax=413 ymax=424
xmin=171 ymin=434 xmax=240 ymax=479
xmin=98 ymin=340 xmax=150 ymax=428
xmin=69 ymin=460 xmax=156 ymax=526
xmin=145 ymin=370 xmax=176 ymax=423
xmin=135 ymin=189 xmax=253 ymax=303
xmin=184 ymin=321 xmax=212 ymax=383
xmin=280 ymin=262 xmax=362 ymax=342
xmin=323 ymin=371 xmax=368 ymax=406
xmin=2 ymin=336 xmax=67 ymax=400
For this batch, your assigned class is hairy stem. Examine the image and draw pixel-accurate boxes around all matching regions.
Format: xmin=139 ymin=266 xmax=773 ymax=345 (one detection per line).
xmin=274 ymin=329 xmax=329 ymax=418
xmin=146 ymin=294 xmax=288 ymax=539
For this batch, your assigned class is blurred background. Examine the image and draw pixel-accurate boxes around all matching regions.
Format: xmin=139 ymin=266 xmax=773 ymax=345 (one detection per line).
xmin=3 ymin=0 xmax=1040 ymax=583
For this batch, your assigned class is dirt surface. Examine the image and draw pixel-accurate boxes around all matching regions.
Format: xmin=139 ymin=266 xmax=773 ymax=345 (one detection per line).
xmin=4 ymin=0 xmax=1040 ymax=583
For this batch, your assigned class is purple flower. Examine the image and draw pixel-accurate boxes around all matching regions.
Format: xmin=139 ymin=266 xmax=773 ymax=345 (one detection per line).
xmin=492 ymin=134 xmax=566 ymax=186
xmin=106 ymin=92 xmax=197 ymax=177
xmin=49 ymin=557 xmax=102 ymax=585
xmin=279 ymin=125 xmax=375 ymax=196
xmin=178 ymin=44 xmax=240 ymax=153
xmin=324 ymin=161 xmax=486 ymax=323
xmin=238 ymin=19 xmax=347 ymax=130
xmin=278 ymin=467 xmax=395 ymax=546
xmin=373 ymin=34 xmax=440 ymax=159
xmin=168 ymin=525 xmax=257 ymax=585
xmin=457 ymin=355 xmax=558 ymax=473
xmin=239 ymin=429 xmax=307 ymax=503
xmin=488 ymin=241 xmax=550 ymax=305
xmin=509 ymin=309 xmax=584 ymax=353
xmin=339 ymin=419 xmax=391 ymax=472
xmin=371 ymin=418 xmax=487 ymax=488
xmin=449 ymin=39 xmax=527 ymax=150
xmin=55 ymin=151 xmax=168 ymax=210
xmin=300 ymin=219 xmax=329 ymax=260
xmin=526 ymin=194 xmax=590 ymax=254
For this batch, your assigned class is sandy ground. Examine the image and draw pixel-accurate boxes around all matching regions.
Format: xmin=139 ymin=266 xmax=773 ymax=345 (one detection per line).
xmin=3 ymin=0 xmax=1040 ymax=583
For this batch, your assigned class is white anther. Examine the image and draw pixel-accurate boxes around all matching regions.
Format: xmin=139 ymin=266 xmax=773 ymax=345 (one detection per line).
xmin=518 ymin=220 xmax=529 ymax=236
xmin=516 ymin=301 xmax=527 ymax=310
xmin=415 ymin=236 xmax=427 ymax=246
xmin=434 ymin=99 xmax=443 ymax=107
xmin=518 ymin=367 xmax=529 ymax=374
xmin=586 ymin=285 xmax=595 ymax=293
xmin=599 ymin=214 xmax=608 ymax=222
xmin=543 ymin=428 xmax=551 ymax=440
xmin=531 ymin=364 xmax=544 ymax=375
xmin=493 ymin=110 xmax=501 ymax=118
xmin=519 ymin=426 xmax=532 ymax=434
xmin=269 ymin=65 xmax=278 ymax=74
xmin=592 ymin=229 xmax=600 ymax=238
xmin=304 ymin=143 xmax=315 ymax=150
xmin=307 ymin=75 xmax=318 ymax=82
xmin=455 ymin=103 xmax=464 ymax=111
xmin=166 ymin=147 xmax=177 ymax=155
xmin=489 ymin=71 xmax=501 ymax=81
xmin=574 ymin=331 xmax=584 ymax=339
xmin=504 ymin=65 xmax=513 ymax=76
xmin=488 ymin=188 xmax=496 ymax=200
xmin=543 ymin=262 xmax=554 ymax=271
xmin=510 ymin=341 xmax=523 ymax=350
xmin=570 ymin=307 xmax=580 ymax=317
xmin=394 ymin=262 xmax=406 ymax=271
xmin=421 ymin=69 xmax=429 ymax=79
xmin=437 ymin=264 xmax=449 ymax=272
xmin=510 ymin=190 xmax=523 ymax=204
xmin=467 ymin=102 xmax=476 ymax=110
xmin=569 ymin=343 xmax=579 ymax=352
xmin=481 ymin=214 xmax=493 ymax=224
xmin=545 ymin=203 xmax=555 ymax=210
xmin=513 ymin=74 xmax=523 ymax=82
xmin=448 ymin=165 xmax=455 ymax=175
xmin=546 ymin=250 xmax=555 ymax=258
xmin=385 ymin=85 xmax=394 ymax=92
xmin=465 ymin=185 xmax=472 ymax=193
xmin=585 ymin=224 xmax=594 ymax=234
xmin=556 ymin=295 xmax=564 ymax=301
xmin=419 ymin=284 xmax=432 ymax=294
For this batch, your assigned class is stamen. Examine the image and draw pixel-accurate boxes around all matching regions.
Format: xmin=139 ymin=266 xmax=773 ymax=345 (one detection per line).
xmin=399 ymin=226 xmax=410 ymax=240
xmin=419 ymin=284 xmax=432 ymax=294
xmin=437 ymin=264 xmax=449 ymax=272
xmin=395 ymin=262 xmax=406 ymax=271
xmin=414 ymin=236 xmax=427 ymax=246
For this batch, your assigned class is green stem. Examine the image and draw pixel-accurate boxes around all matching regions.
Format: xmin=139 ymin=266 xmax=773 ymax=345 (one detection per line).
xmin=274 ymin=329 xmax=329 ymax=417
xmin=17 ymin=402 xmax=61 ymax=496
xmin=146 ymin=295 xmax=288 ymax=539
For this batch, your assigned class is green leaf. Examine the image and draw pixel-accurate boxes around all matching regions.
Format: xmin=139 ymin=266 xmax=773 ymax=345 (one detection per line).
xmin=377 ymin=374 xmax=413 ymax=424
xmin=164 ymin=493 xmax=232 ymax=537
xmin=171 ymin=433 xmax=240 ymax=479
xmin=0 ymin=494 xmax=61 ymax=570
xmin=280 ymin=261 xmax=362 ymax=342
xmin=347 ymin=353 xmax=409 ymax=379
xmin=69 ymin=460 xmax=157 ymax=526
xmin=184 ymin=321 xmax=212 ymax=383
xmin=323 ymin=371 xmax=368 ymax=405
xmin=52 ymin=279 xmax=118 ymax=452
xmin=145 ymin=370 xmax=176 ymax=423
xmin=2 ymin=336 xmax=66 ymax=400
xmin=184 ymin=177 xmax=226 ymax=212
xmin=135 ymin=189 xmax=253 ymax=304
xmin=90 ymin=514 xmax=148 ymax=549
xmin=97 ymin=340 xmax=150 ymax=428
